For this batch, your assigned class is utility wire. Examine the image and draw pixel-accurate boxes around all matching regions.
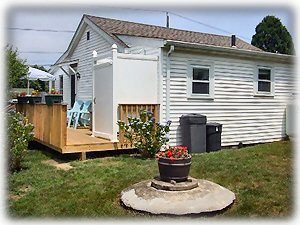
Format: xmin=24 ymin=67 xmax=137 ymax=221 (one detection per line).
xmin=168 ymin=11 xmax=251 ymax=42
xmin=169 ymin=11 xmax=232 ymax=35
xmin=20 ymin=51 xmax=64 ymax=54
xmin=11 ymin=7 xmax=252 ymax=65
xmin=7 ymin=9 xmax=250 ymax=41
xmin=7 ymin=27 xmax=75 ymax=33
xmin=30 ymin=63 xmax=54 ymax=66
xmin=97 ymin=7 xmax=251 ymax=41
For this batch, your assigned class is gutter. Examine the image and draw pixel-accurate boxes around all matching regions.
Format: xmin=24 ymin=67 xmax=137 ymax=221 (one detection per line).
xmin=164 ymin=40 xmax=294 ymax=64
xmin=166 ymin=45 xmax=175 ymax=123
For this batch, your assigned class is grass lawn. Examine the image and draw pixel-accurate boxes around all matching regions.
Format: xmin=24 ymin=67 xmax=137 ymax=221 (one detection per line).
xmin=8 ymin=140 xmax=293 ymax=219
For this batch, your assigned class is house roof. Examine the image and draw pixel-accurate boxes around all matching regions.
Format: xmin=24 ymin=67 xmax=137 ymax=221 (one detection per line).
xmin=85 ymin=14 xmax=262 ymax=52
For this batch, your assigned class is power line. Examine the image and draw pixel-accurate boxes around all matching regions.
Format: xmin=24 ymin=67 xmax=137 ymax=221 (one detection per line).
xmin=111 ymin=7 xmax=251 ymax=41
xmin=101 ymin=7 xmax=251 ymax=41
xmin=7 ymin=9 xmax=251 ymax=41
xmin=30 ymin=63 xmax=54 ymax=66
xmin=168 ymin=11 xmax=251 ymax=41
xmin=169 ymin=11 xmax=232 ymax=34
xmin=20 ymin=51 xmax=64 ymax=54
xmin=7 ymin=27 xmax=75 ymax=33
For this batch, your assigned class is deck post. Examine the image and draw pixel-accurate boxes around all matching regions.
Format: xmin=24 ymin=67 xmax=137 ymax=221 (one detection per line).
xmin=80 ymin=152 xmax=87 ymax=161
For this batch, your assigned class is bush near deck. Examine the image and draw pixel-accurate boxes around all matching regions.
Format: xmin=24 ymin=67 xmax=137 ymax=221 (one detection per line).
xmin=8 ymin=141 xmax=292 ymax=218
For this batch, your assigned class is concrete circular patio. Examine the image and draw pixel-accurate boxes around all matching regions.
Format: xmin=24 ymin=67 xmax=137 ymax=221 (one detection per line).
xmin=121 ymin=178 xmax=235 ymax=215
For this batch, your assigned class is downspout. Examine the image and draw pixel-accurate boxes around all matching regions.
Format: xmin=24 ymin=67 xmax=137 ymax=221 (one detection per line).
xmin=166 ymin=45 xmax=174 ymax=123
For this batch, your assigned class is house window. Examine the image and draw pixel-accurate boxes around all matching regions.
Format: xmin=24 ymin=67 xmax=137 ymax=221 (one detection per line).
xmin=258 ymin=69 xmax=271 ymax=92
xmin=87 ymin=31 xmax=90 ymax=40
xmin=255 ymin=66 xmax=274 ymax=95
xmin=188 ymin=63 xmax=214 ymax=98
xmin=59 ymin=75 xmax=63 ymax=94
xmin=192 ymin=68 xmax=210 ymax=94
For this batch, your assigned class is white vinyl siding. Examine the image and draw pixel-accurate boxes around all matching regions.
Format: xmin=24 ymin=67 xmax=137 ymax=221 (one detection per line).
xmin=162 ymin=50 xmax=293 ymax=147
xmin=52 ymin=26 xmax=112 ymax=108
xmin=70 ymin=26 xmax=112 ymax=101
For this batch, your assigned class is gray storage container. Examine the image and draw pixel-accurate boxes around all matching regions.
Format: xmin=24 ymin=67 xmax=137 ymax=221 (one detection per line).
xmin=180 ymin=114 xmax=207 ymax=153
xmin=206 ymin=123 xmax=222 ymax=152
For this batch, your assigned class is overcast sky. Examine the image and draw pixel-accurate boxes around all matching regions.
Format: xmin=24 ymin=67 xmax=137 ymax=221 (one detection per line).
xmin=6 ymin=6 xmax=294 ymax=69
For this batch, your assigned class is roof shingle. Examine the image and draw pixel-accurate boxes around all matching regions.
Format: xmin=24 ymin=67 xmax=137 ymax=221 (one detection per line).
xmin=86 ymin=14 xmax=262 ymax=52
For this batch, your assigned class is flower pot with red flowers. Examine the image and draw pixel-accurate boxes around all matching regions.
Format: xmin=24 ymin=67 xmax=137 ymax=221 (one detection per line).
xmin=156 ymin=146 xmax=191 ymax=182
xmin=17 ymin=91 xmax=29 ymax=104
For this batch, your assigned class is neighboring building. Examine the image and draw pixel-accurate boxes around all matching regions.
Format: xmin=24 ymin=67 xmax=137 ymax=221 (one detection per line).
xmin=50 ymin=14 xmax=294 ymax=147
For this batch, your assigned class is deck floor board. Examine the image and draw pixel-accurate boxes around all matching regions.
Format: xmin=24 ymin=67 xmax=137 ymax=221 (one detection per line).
xmin=66 ymin=128 xmax=110 ymax=146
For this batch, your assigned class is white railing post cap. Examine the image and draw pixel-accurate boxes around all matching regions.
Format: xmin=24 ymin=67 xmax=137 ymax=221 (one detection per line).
xmin=112 ymin=44 xmax=118 ymax=50
xmin=92 ymin=50 xmax=98 ymax=58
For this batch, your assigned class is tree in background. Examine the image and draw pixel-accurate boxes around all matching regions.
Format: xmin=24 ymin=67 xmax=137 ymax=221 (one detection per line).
xmin=251 ymin=16 xmax=294 ymax=55
xmin=6 ymin=45 xmax=49 ymax=91
xmin=6 ymin=45 xmax=28 ymax=89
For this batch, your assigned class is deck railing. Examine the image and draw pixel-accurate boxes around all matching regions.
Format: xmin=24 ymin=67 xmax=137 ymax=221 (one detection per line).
xmin=16 ymin=103 xmax=67 ymax=151
xmin=118 ymin=104 xmax=160 ymax=145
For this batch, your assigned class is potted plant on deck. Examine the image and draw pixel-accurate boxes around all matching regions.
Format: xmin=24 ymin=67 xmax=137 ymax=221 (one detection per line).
xmin=17 ymin=91 xmax=29 ymax=104
xmin=28 ymin=90 xmax=42 ymax=104
xmin=156 ymin=146 xmax=191 ymax=182
xmin=45 ymin=88 xmax=63 ymax=105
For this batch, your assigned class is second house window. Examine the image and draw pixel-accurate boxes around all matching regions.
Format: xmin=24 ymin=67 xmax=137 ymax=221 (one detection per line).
xmin=258 ymin=68 xmax=271 ymax=92
xmin=192 ymin=67 xmax=210 ymax=94
xmin=254 ymin=66 xmax=274 ymax=96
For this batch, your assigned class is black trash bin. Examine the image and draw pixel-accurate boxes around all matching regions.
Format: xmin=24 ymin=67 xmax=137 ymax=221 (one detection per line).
xmin=180 ymin=114 xmax=207 ymax=153
xmin=206 ymin=123 xmax=222 ymax=152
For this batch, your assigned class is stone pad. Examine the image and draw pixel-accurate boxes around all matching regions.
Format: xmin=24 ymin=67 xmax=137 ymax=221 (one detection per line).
xmin=121 ymin=179 xmax=235 ymax=215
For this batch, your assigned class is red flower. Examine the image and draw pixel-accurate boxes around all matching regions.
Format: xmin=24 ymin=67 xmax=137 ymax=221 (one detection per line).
xmin=156 ymin=145 xmax=190 ymax=160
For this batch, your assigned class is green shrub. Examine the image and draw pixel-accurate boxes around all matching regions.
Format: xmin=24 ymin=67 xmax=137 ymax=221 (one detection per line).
xmin=8 ymin=112 xmax=34 ymax=172
xmin=117 ymin=110 xmax=171 ymax=158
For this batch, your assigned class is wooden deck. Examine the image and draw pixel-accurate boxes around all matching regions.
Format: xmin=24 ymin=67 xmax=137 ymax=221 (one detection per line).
xmin=63 ymin=128 xmax=132 ymax=154
xmin=16 ymin=102 xmax=159 ymax=159
xmin=67 ymin=128 xmax=109 ymax=145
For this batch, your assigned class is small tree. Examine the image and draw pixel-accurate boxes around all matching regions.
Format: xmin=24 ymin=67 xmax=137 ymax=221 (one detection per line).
xmin=251 ymin=15 xmax=294 ymax=55
xmin=118 ymin=110 xmax=171 ymax=158
xmin=6 ymin=45 xmax=28 ymax=89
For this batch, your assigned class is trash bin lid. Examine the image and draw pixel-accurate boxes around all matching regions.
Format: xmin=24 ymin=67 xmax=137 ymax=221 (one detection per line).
xmin=180 ymin=113 xmax=207 ymax=124
xmin=206 ymin=122 xmax=222 ymax=127
xmin=206 ymin=122 xmax=222 ymax=134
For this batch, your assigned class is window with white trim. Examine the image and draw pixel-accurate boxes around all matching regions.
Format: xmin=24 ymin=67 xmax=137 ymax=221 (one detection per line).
xmin=255 ymin=66 xmax=274 ymax=95
xmin=188 ymin=63 xmax=214 ymax=98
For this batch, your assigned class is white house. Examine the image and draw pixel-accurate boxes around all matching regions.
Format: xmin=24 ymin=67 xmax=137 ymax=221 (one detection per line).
xmin=50 ymin=14 xmax=294 ymax=147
